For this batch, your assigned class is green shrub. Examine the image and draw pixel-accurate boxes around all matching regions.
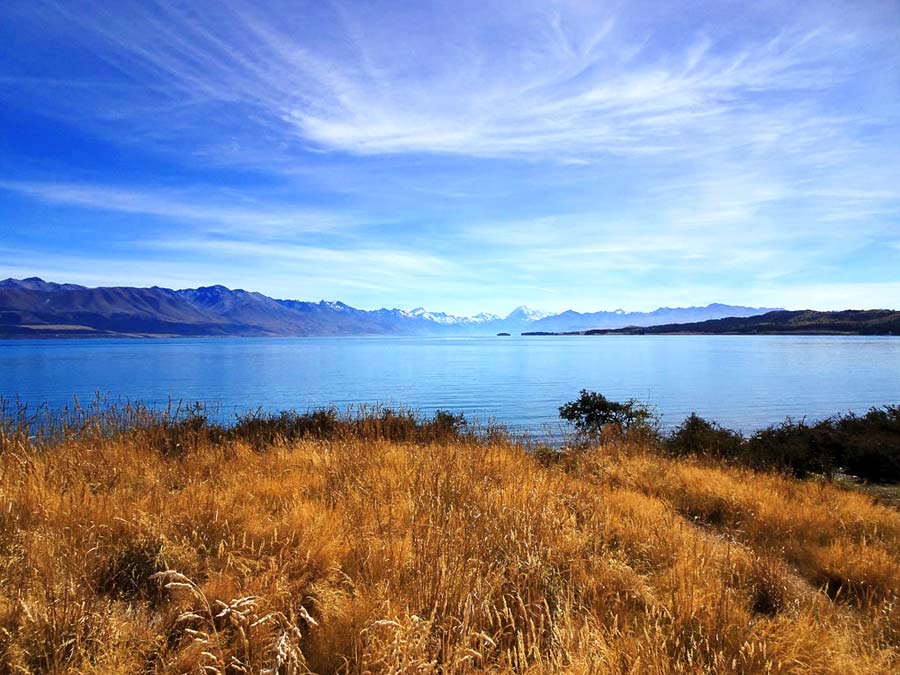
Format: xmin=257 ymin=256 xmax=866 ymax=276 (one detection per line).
xmin=559 ymin=390 xmax=658 ymax=441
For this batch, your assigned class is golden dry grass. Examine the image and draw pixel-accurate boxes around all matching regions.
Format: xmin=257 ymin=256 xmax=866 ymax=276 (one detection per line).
xmin=1 ymin=428 xmax=898 ymax=674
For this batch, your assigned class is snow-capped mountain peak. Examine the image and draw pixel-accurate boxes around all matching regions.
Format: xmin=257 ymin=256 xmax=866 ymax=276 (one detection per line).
xmin=401 ymin=308 xmax=504 ymax=325
xmin=506 ymin=305 xmax=554 ymax=321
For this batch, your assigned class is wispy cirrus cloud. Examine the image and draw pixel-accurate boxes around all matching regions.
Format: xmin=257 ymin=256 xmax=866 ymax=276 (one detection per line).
xmin=12 ymin=0 xmax=896 ymax=163
xmin=141 ymin=236 xmax=465 ymax=281
xmin=0 ymin=180 xmax=358 ymax=235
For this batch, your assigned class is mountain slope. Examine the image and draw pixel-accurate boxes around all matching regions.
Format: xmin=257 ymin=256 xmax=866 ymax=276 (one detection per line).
xmin=0 ymin=277 xmax=781 ymax=337
xmin=176 ymin=286 xmax=325 ymax=334
xmin=0 ymin=284 xmax=254 ymax=336
xmin=0 ymin=277 xmax=86 ymax=292
xmin=581 ymin=309 xmax=900 ymax=335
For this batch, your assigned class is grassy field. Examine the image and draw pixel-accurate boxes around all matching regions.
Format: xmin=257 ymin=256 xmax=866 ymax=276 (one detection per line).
xmin=1 ymin=409 xmax=898 ymax=674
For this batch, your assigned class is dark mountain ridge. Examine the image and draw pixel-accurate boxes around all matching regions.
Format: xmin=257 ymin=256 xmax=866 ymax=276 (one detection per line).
xmin=0 ymin=284 xmax=247 ymax=337
xmin=0 ymin=277 xmax=781 ymax=337
xmin=571 ymin=310 xmax=900 ymax=336
xmin=0 ymin=277 xmax=86 ymax=292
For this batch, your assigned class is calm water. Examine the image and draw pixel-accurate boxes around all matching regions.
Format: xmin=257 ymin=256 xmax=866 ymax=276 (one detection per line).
xmin=2 ymin=335 xmax=900 ymax=435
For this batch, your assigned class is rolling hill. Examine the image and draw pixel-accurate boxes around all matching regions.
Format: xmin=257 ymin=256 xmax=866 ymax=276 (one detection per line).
xmin=574 ymin=309 xmax=900 ymax=335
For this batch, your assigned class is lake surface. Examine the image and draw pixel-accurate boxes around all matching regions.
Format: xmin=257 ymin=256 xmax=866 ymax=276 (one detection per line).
xmin=2 ymin=335 xmax=900 ymax=436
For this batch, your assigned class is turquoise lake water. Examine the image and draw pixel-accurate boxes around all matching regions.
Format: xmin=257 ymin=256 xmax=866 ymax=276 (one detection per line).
xmin=2 ymin=335 xmax=899 ymax=435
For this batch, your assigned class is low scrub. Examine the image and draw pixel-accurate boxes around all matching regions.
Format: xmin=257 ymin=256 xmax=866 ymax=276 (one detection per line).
xmin=673 ymin=408 xmax=900 ymax=482
xmin=667 ymin=413 xmax=743 ymax=461
xmin=558 ymin=391 xmax=900 ymax=483
xmin=0 ymin=398 xmax=477 ymax=457
xmin=231 ymin=405 xmax=472 ymax=450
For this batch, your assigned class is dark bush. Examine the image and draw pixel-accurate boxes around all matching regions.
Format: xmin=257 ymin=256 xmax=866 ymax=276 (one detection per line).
xmin=834 ymin=406 xmax=900 ymax=482
xmin=427 ymin=409 xmax=468 ymax=441
xmin=666 ymin=413 xmax=743 ymax=460
xmin=153 ymin=407 xmax=226 ymax=457
xmin=660 ymin=406 xmax=900 ymax=483
xmin=230 ymin=407 xmax=341 ymax=450
xmin=745 ymin=419 xmax=843 ymax=479
xmin=843 ymin=441 xmax=900 ymax=483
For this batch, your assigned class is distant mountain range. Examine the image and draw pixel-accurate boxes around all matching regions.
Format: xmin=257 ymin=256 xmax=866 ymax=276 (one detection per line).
xmin=0 ymin=277 xmax=780 ymax=338
xmin=565 ymin=309 xmax=900 ymax=336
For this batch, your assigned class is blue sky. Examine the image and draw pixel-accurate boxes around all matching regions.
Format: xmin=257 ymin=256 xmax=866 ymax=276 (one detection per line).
xmin=1 ymin=0 xmax=899 ymax=315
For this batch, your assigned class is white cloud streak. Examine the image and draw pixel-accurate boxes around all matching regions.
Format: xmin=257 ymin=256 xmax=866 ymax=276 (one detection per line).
xmin=0 ymin=180 xmax=357 ymax=235
xmin=141 ymin=237 xmax=466 ymax=281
